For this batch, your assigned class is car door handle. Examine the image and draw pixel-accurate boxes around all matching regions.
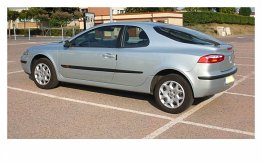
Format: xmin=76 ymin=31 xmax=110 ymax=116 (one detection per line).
xmin=102 ymin=53 xmax=116 ymax=59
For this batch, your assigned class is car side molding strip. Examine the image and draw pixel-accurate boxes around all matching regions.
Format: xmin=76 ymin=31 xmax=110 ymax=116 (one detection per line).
xmin=61 ymin=65 xmax=143 ymax=74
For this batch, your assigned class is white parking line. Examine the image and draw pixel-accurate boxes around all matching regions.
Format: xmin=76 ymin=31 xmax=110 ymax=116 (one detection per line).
xmin=8 ymin=42 xmax=39 ymax=45
xmin=235 ymin=74 xmax=254 ymax=80
xmin=8 ymin=70 xmax=24 ymax=74
xmin=143 ymin=121 xmax=175 ymax=139
xmin=7 ymin=86 xmax=174 ymax=121
xmin=228 ymin=72 xmax=254 ymax=91
xmin=225 ymin=92 xmax=254 ymax=97
xmin=181 ymin=121 xmax=254 ymax=136
xmin=235 ymin=56 xmax=254 ymax=59
xmin=235 ymin=74 xmax=245 ymax=77
xmin=180 ymin=121 xmax=255 ymax=136
xmin=143 ymin=72 xmax=254 ymax=139
xmin=143 ymin=92 xmax=224 ymax=139
xmin=8 ymin=42 xmax=49 ymax=45
xmin=235 ymin=64 xmax=254 ymax=67
xmin=8 ymin=71 xmax=254 ymax=139
xmin=8 ymin=61 xmax=16 ymax=63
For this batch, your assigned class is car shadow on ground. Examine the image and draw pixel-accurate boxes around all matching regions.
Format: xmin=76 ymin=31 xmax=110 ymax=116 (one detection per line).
xmin=59 ymin=82 xmax=212 ymax=111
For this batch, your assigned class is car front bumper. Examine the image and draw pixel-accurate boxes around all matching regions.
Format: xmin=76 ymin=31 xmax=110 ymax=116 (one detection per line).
xmin=20 ymin=55 xmax=32 ymax=75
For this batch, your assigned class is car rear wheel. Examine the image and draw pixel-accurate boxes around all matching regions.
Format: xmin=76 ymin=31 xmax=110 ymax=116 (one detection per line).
xmin=32 ymin=58 xmax=59 ymax=89
xmin=154 ymin=74 xmax=193 ymax=114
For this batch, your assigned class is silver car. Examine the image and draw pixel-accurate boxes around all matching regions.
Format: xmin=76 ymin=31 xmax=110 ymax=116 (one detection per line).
xmin=21 ymin=22 xmax=237 ymax=114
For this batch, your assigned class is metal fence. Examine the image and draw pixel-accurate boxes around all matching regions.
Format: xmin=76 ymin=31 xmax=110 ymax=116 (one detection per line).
xmin=8 ymin=27 xmax=83 ymax=41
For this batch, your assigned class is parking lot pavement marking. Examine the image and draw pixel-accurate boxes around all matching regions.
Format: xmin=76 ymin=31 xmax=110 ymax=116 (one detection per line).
xmin=143 ymin=92 xmax=224 ymax=139
xmin=8 ymin=42 xmax=38 ymax=45
xmin=143 ymin=71 xmax=254 ymax=139
xmin=7 ymin=86 xmax=174 ymax=121
xmin=224 ymin=92 xmax=255 ymax=98
xmin=181 ymin=120 xmax=254 ymax=136
xmin=8 ymin=70 xmax=24 ymax=75
xmin=235 ymin=56 xmax=254 ymax=59
xmin=8 ymin=42 xmax=49 ymax=45
xmin=236 ymin=64 xmax=254 ymax=67
xmin=235 ymin=74 xmax=245 ymax=77
xmin=143 ymin=121 xmax=175 ymax=139
xmin=8 ymin=61 xmax=16 ymax=63
xmin=235 ymin=74 xmax=254 ymax=79
xmin=229 ymin=72 xmax=254 ymax=90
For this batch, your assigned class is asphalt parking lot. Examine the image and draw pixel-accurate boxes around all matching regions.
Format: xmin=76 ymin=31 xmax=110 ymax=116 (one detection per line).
xmin=7 ymin=35 xmax=255 ymax=139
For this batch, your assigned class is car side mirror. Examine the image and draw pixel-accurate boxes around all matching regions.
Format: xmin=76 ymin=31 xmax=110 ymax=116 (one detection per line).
xmin=64 ymin=40 xmax=71 ymax=48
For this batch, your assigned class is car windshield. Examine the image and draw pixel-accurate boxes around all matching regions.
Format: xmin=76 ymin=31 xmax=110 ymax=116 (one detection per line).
xmin=154 ymin=26 xmax=221 ymax=46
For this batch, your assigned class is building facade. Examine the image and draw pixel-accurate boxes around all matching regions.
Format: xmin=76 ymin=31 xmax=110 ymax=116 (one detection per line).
xmin=94 ymin=12 xmax=183 ymax=26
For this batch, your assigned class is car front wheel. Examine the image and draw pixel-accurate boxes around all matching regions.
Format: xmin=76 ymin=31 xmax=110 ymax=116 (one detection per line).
xmin=32 ymin=58 xmax=59 ymax=89
xmin=154 ymin=74 xmax=194 ymax=114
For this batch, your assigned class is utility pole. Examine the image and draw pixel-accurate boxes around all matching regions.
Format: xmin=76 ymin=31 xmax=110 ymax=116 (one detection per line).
xmin=110 ymin=7 xmax=113 ymax=22
xmin=82 ymin=8 xmax=87 ymax=30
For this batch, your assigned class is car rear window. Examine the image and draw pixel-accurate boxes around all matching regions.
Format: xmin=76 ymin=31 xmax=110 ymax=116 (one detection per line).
xmin=154 ymin=26 xmax=219 ymax=46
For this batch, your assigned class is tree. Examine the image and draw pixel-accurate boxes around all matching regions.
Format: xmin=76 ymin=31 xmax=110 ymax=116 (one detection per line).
xmin=40 ymin=7 xmax=80 ymax=27
xmin=49 ymin=11 xmax=73 ymax=27
xmin=125 ymin=8 xmax=158 ymax=13
xmin=19 ymin=9 xmax=33 ymax=29
xmin=184 ymin=7 xmax=213 ymax=12
xmin=28 ymin=8 xmax=49 ymax=28
xmin=125 ymin=7 xmax=176 ymax=13
xmin=73 ymin=10 xmax=82 ymax=19
xmin=159 ymin=8 xmax=177 ymax=12
xmin=239 ymin=7 xmax=252 ymax=16
xmin=7 ymin=9 xmax=19 ymax=37
xmin=41 ymin=7 xmax=80 ymax=16
xmin=8 ymin=9 xmax=19 ymax=21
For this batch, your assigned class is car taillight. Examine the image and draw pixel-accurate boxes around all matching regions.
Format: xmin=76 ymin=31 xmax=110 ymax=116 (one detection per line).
xmin=227 ymin=47 xmax=233 ymax=51
xmin=198 ymin=54 xmax=225 ymax=63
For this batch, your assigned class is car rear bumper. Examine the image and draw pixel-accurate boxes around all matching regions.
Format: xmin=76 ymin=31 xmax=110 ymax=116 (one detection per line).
xmin=191 ymin=67 xmax=237 ymax=98
xmin=198 ymin=68 xmax=237 ymax=80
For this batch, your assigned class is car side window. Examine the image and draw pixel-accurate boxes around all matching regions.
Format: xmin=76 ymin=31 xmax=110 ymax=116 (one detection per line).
xmin=71 ymin=26 xmax=122 ymax=48
xmin=154 ymin=26 xmax=217 ymax=45
xmin=123 ymin=26 xmax=149 ymax=48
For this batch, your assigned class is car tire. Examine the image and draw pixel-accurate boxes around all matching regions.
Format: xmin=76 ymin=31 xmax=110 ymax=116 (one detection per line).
xmin=154 ymin=74 xmax=194 ymax=114
xmin=32 ymin=58 xmax=59 ymax=89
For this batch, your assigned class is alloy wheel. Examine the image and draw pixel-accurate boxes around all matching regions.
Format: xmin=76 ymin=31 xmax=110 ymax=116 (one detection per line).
xmin=158 ymin=80 xmax=185 ymax=109
xmin=34 ymin=63 xmax=51 ymax=85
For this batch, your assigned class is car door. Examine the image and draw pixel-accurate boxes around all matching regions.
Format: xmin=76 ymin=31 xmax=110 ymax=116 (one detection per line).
xmin=58 ymin=25 xmax=123 ymax=83
xmin=112 ymin=25 xmax=154 ymax=86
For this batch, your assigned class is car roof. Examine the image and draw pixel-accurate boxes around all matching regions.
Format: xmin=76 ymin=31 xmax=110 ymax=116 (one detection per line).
xmin=96 ymin=21 xmax=177 ymax=28
xmin=96 ymin=21 xmax=196 ymax=33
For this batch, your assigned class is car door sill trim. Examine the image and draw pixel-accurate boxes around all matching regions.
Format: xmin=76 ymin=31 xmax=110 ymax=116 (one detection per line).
xmin=61 ymin=65 xmax=143 ymax=74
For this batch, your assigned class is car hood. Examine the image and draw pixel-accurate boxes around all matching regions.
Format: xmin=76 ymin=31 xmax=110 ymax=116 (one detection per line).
xmin=27 ymin=41 xmax=63 ymax=52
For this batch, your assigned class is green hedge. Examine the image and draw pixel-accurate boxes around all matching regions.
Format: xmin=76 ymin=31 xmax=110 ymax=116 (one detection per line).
xmin=46 ymin=28 xmax=83 ymax=36
xmin=7 ymin=29 xmax=42 ymax=35
xmin=7 ymin=28 xmax=83 ymax=36
xmin=184 ymin=12 xmax=255 ymax=25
